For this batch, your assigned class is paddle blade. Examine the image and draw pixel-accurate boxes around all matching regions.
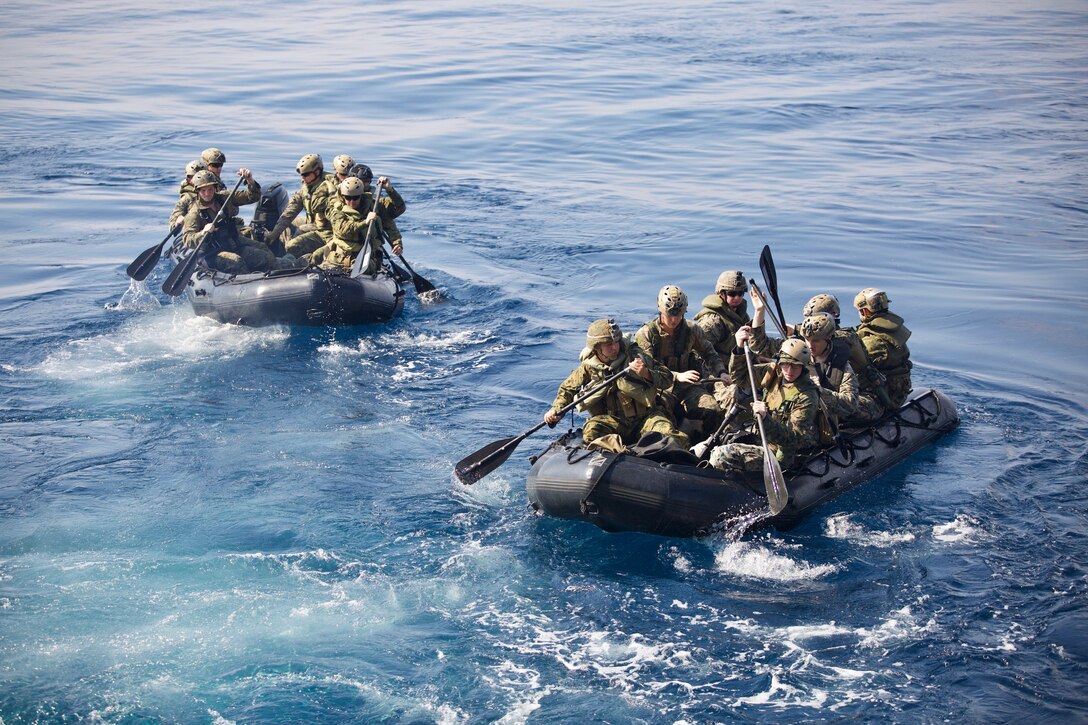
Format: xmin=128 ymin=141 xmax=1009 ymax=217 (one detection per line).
xmin=396 ymin=255 xmax=444 ymax=299
xmin=455 ymin=434 xmax=524 ymax=484
xmin=759 ymin=245 xmax=777 ymax=295
xmin=759 ymin=244 xmax=787 ymax=330
xmin=127 ymin=229 xmax=177 ymax=281
xmin=763 ymin=447 xmax=789 ymax=515
xmin=162 ymin=247 xmax=200 ymax=297
xmin=127 ymin=242 xmax=165 ymax=281
xmin=410 ymin=271 xmax=438 ymax=295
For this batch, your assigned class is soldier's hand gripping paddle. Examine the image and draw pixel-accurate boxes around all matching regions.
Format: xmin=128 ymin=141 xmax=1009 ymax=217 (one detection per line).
xmin=759 ymin=244 xmax=788 ymax=338
xmin=455 ymin=365 xmax=632 ymax=484
xmin=743 ymin=341 xmax=789 ymax=515
xmin=749 ymin=280 xmax=788 ymax=338
xmin=162 ymin=175 xmax=246 ymax=297
xmin=127 ymin=227 xmax=180 ymax=281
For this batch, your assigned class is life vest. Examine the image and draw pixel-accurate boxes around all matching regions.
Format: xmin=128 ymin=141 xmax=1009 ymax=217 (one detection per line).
xmin=195 ymin=195 xmax=240 ymax=248
xmin=857 ymin=312 xmax=912 ymax=406
xmin=760 ymin=368 xmax=824 ymax=458
xmin=578 ymin=341 xmax=658 ymax=419
xmin=639 ymin=318 xmax=698 ymax=372
xmin=813 ymin=337 xmax=851 ymax=391
xmin=301 ymin=177 xmax=328 ymax=226
xmin=694 ymin=295 xmax=749 ymax=353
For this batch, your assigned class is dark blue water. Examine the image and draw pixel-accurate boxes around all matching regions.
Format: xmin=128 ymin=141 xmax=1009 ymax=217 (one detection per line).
xmin=2 ymin=1 xmax=1087 ymax=722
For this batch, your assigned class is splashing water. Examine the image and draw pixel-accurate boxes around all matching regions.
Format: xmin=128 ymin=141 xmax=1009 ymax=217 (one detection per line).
xmin=109 ymin=278 xmax=162 ymax=312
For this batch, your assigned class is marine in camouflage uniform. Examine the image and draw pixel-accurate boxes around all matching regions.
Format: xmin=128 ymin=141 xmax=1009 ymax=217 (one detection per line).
xmin=545 ymin=318 xmax=686 ymax=452
xmin=798 ymin=312 xmax=859 ymax=427
xmin=694 ymin=270 xmax=751 ymax=406
xmin=326 ymin=169 xmax=407 ymax=258
xmin=741 ymin=293 xmax=859 ymax=429
xmin=168 ymin=159 xmax=206 ymax=231
xmin=635 ymin=285 xmax=723 ymax=432
xmin=706 ymin=334 xmax=820 ymax=473
xmin=266 ymin=154 xmax=338 ymax=258
xmin=852 ymin=287 xmax=912 ymax=414
xmin=181 ymin=168 xmax=278 ymax=275
xmin=309 ymin=177 xmax=383 ymax=273
xmin=200 ymin=147 xmax=229 ymax=191
xmin=801 ymin=293 xmax=894 ymax=425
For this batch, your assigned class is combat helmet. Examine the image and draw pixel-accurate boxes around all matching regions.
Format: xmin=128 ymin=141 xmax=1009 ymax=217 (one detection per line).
xmin=799 ymin=311 xmax=836 ymax=341
xmin=191 ymin=170 xmax=219 ymax=189
xmin=349 ymin=163 xmax=374 ymax=184
xmin=339 ymin=177 xmax=365 ymax=198
xmin=803 ymin=293 xmax=840 ymax=319
xmin=777 ymin=338 xmax=812 ymax=366
xmin=333 ymin=155 xmax=355 ymax=175
xmin=200 ymin=147 xmax=226 ymax=166
xmin=296 ymin=154 xmax=323 ymax=175
xmin=854 ymin=287 xmax=890 ymax=314
xmin=586 ymin=318 xmax=623 ymax=349
xmin=657 ymin=285 xmax=689 ymax=316
xmin=715 ymin=270 xmax=747 ymax=295
xmin=185 ymin=159 xmax=206 ymax=177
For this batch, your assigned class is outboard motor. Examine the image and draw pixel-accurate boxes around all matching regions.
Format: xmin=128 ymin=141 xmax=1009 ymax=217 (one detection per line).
xmin=250 ymin=182 xmax=289 ymax=248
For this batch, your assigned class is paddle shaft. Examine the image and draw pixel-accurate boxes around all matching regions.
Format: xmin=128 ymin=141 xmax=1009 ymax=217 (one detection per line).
xmin=749 ymin=280 xmax=788 ymax=338
xmin=455 ymin=364 xmax=634 ymax=483
xmin=162 ymin=174 xmax=246 ymax=296
xmin=372 ymin=206 xmax=440 ymax=296
xmin=743 ymin=340 xmax=789 ymax=514
xmin=743 ymin=342 xmax=772 ymax=454
xmin=700 ymin=403 xmax=742 ymax=452
xmin=350 ymin=184 xmax=385 ymax=277
xmin=126 ymin=226 xmax=180 ymax=281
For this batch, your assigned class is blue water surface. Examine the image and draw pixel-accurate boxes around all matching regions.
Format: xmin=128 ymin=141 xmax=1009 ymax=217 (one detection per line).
xmin=1 ymin=0 xmax=1086 ymax=722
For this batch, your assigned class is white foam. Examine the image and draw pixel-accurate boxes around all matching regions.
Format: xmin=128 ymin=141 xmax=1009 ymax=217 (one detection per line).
xmin=207 ymin=709 xmax=236 ymax=725
xmin=824 ymin=514 xmax=917 ymax=547
xmin=39 ymin=307 xmax=288 ymax=381
xmin=712 ymin=541 xmax=840 ymax=581
xmin=855 ymin=604 xmax=939 ymax=648
xmin=933 ymin=514 xmax=981 ymax=543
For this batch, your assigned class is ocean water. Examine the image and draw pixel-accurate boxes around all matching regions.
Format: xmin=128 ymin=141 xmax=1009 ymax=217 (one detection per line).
xmin=2 ymin=0 xmax=1086 ymax=722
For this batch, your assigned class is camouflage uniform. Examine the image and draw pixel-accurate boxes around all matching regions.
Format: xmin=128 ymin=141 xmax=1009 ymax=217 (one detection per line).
xmin=181 ymin=180 xmax=276 ymax=275
xmin=693 ymin=293 xmax=750 ymax=405
xmin=855 ymin=311 xmax=912 ymax=408
xmin=747 ymin=324 xmax=857 ymax=424
xmin=709 ymin=351 xmax=820 ymax=473
xmin=318 ymin=201 xmax=378 ymax=273
xmin=169 ymin=178 xmax=197 ymax=230
xmin=550 ymin=339 xmax=686 ymax=448
xmin=693 ymin=294 xmax=751 ymax=357
xmin=326 ymin=183 xmax=406 ymax=254
xmin=635 ymin=316 xmax=723 ymax=426
xmin=832 ymin=327 xmax=887 ymax=423
xmin=270 ymin=172 xmax=337 ymax=257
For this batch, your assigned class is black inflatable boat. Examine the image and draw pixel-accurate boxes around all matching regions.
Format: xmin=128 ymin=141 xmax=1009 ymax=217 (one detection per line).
xmin=183 ymin=265 xmax=404 ymax=326
xmin=526 ymin=387 xmax=959 ymax=537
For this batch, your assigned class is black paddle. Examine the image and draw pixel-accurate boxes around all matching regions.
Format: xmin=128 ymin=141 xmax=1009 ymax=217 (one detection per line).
xmin=690 ymin=403 xmax=742 ymax=461
xmin=759 ymin=245 xmax=789 ymax=337
xmin=393 ymin=250 xmax=441 ymax=298
xmin=743 ymin=340 xmax=789 ymax=515
xmin=350 ymin=184 xmax=385 ymax=278
xmin=126 ymin=226 xmax=180 ymax=281
xmin=162 ymin=175 xmax=246 ymax=297
xmin=749 ymin=280 xmax=788 ymax=338
xmin=372 ymin=203 xmax=443 ymax=298
xmin=455 ymin=365 xmax=634 ymax=484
